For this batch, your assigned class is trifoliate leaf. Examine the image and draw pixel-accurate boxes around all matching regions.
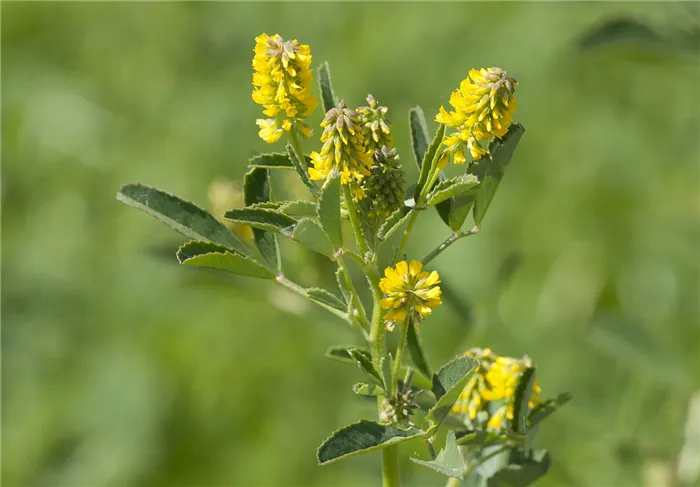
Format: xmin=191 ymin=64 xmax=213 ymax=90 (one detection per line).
xmin=317 ymin=420 xmax=424 ymax=465
xmin=117 ymin=183 xmax=248 ymax=255
xmin=411 ymin=431 xmax=467 ymax=478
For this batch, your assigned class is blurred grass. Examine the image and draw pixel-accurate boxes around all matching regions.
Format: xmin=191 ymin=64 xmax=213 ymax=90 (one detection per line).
xmin=2 ymin=2 xmax=699 ymax=487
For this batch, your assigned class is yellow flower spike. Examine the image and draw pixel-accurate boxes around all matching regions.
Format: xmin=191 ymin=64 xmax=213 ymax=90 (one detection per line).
xmin=357 ymin=94 xmax=393 ymax=153
xmin=252 ymin=33 xmax=317 ymax=143
xmin=308 ymin=100 xmax=373 ymax=199
xmin=451 ymin=348 xmax=542 ymax=431
xmin=379 ymin=260 xmax=442 ymax=330
xmin=436 ymin=67 xmax=518 ymax=164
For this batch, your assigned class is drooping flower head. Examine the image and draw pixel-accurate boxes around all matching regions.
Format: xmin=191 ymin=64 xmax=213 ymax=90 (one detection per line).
xmin=252 ymin=33 xmax=317 ymax=143
xmin=379 ymin=260 xmax=442 ymax=330
xmin=452 ymin=348 xmax=541 ymax=431
xmin=436 ymin=67 xmax=518 ymax=163
xmin=357 ymin=94 xmax=393 ymax=153
xmin=363 ymin=146 xmax=406 ymax=219
xmin=308 ymin=100 xmax=373 ymax=198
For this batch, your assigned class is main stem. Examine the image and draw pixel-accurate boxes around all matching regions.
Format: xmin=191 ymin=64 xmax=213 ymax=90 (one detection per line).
xmin=343 ymin=185 xmax=367 ymax=257
xmin=391 ymin=319 xmax=409 ymax=395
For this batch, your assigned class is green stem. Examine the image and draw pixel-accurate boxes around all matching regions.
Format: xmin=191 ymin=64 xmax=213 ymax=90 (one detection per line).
xmin=464 ymin=446 xmax=509 ymax=477
xmin=394 ymin=210 xmax=418 ymax=264
xmin=391 ymin=319 xmax=409 ymax=395
xmin=343 ymin=184 xmax=368 ymax=257
xmin=445 ymin=477 xmax=462 ymax=487
xmin=337 ymin=256 xmax=370 ymax=335
xmin=276 ymin=274 xmax=350 ymax=322
xmin=421 ymin=227 xmax=480 ymax=266
xmin=382 ymin=446 xmax=401 ymax=487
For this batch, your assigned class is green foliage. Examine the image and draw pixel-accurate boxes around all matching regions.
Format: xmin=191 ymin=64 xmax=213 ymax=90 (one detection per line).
xmin=290 ymin=218 xmax=334 ymax=257
xmin=307 ymin=287 xmax=346 ymax=312
xmin=224 ymin=208 xmax=296 ymax=232
xmin=378 ymin=206 xmax=411 ymax=242
xmin=456 ymin=430 xmax=525 ymax=449
xmin=317 ymin=61 xmax=338 ymax=113
xmin=411 ymin=431 xmax=467 ymax=478
xmin=117 ymin=183 xmax=248 ymax=254
xmin=286 ymin=143 xmax=320 ymax=196
xmin=325 ymin=345 xmax=372 ymax=364
xmin=528 ymin=393 xmax=572 ymax=429
xmin=177 ymin=241 xmax=275 ymax=279
xmin=427 ymin=356 xmax=478 ymax=430
xmin=317 ymin=174 xmax=342 ymax=250
xmin=512 ymin=366 xmax=536 ymax=434
xmin=348 ymin=348 xmax=384 ymax=386
xmin=317 ymin=420 xmax=424 ymax=465
xmin=427 ymin=174 xmax=480 ymax=206
xmin=353 ymin=383 xmax=386 ymax=397
xmin=248 ymin=152 xmax=295 ymax=170
xmin=406 ymin=320 xmax=431 ymax=379
xmin=486 ymin=450 xmax=551 ymax=487
xmin=415 ymin=123 xmax=446 ymax=199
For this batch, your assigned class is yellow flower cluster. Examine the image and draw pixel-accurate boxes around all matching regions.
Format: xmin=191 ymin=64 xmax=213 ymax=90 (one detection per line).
xmin=357 ymin=94 xmax=392 ymax=153
xmin=379 ymin=260 xmax=442 ymax=330
xmin=452 ymin=348 xmax=541 ymax=431
xmin=252 ymin=33 xmax=317 ymax=143
xmin=308 ymin=101 xmax=373 ymax=197
xmin=436 ymin=67 xmax=518 ymax=163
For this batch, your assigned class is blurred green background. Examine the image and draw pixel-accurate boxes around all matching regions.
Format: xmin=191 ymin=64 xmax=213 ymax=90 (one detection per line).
xmin=3 ymin=2 xmax=699 ymax=487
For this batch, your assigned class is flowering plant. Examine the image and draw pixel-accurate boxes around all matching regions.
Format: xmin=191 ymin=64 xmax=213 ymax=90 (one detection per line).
xmin=117 ymin=33 xmax=570 ymax=487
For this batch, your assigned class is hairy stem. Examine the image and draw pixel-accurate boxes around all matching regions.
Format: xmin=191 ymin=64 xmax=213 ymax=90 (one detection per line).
xmin=394 ymin=210 xmax=418 ymax=264
xmin=382 ymin=446 xmax=401 ymax=487
xmin=421 ymin=227 xmax=480 ymax=266
xmin=337 ymin=256 xmax=370 ymax=335
xmin=391 ymin=319 xmax=409 ymax=395
xmin=445 ymin=477 xmax=462 ymax=487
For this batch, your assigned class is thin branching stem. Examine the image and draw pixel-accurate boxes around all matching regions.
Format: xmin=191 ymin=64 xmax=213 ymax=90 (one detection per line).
xmin=421 ymin=227 xmax=480 ymax=265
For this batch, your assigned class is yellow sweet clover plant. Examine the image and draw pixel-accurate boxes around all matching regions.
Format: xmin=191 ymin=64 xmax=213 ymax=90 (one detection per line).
xmin=117 ymin=33 xmax=570 ymax=487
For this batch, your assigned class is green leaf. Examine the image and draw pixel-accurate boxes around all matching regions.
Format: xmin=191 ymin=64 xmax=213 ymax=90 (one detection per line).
xmin=427 ymin=174 xmax=480 ymax=206
xmin=470 ymin=124 xmax=525 ymax=228
xmin=447 ymin=192 xmax=477 ymax=232
xmin=248 ymin=152 xmax=295 ymax=169
xmin=380 ymin=356 xmax=392 ymax=392
xmin=286 ymin=143 xmax=320 ymax=197
xmin=307 ymin=287 xmax=346 ymax=312
xmin=411 ymin=431 xmax=467 ymax=478
xmin=279 ymin=200 xmax=317 ymax=217
xmin=317 ymin=174 xmax=342 ymax=249
xmin=486 ymin=450 xmax=551 ymax=487
xmin=352 ymin=383 xmax=386 ymax=397
xmin=455 ymin=430 xmax=525 ymax=448
xmin=224 ymin=208 xmax=296 ymax=233
xmin=409 ymin=106 xmax=430 ymax=166
xmin=335 ymin=268 xmax=352 ymax=303
xmin=406 ymin=320 xmax=431 ymax=379
xmin=116 ymin=183 xmax=248 ymax=255
xmin=528 ymin=393 xmax=572 ymax=429
xmin=415 ymin=123 xmax=446 ymax=199
xmin=290 ymin=218 xmax=334 ymax=257
xmin=317 ymin=61 xmax=338 ymax=113
xmin=378 ymin=206 xmax=411 ymax=242
xmin=317 ymin=420 xmax=424 ymax=465
xmin=176 ymin=241 xmax=275 ymax=279
xmin=512 ymin=366 xmax=536 ymax=434
xmin=243 ymin=167 xmax=280 ymax=270
xmin=325 ymin=345 xmax=371 ymax=364
xmin=427 ymin=356 xmax=479 ymax=431
xmin=348 ymin=348 xmax=384 ymax=386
